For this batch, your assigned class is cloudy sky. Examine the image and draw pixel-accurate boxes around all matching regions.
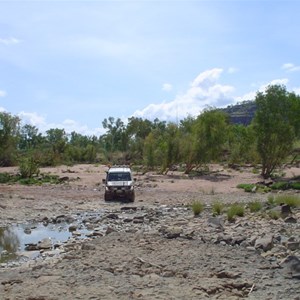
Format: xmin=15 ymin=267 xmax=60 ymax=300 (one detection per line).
xmin=0 ymin=0 xmax=299 ymax=135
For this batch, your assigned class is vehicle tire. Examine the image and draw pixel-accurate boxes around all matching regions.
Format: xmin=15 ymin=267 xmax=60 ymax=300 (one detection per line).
xmin=104 ymin=193 xmax=110 ymax=202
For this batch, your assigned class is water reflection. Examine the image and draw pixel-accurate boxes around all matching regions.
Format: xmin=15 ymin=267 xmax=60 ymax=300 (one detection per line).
xmin=0 ymin=227 xmax=20 ymax=263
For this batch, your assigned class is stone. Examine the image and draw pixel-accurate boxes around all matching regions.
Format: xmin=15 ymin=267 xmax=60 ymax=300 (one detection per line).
xmin=164 ymin=226 xmax=182 ymax=239
xmin=37 ymin=238 xmax=52 ymax=250
xmin=280 ymin=255 xmax=300 ymax=279
xmin=281 ymin=204 xmax=292 ymax=218
xmin=255 ymin=235 xmax=274 ymax=252
xmin=68 ymin=224 xmax=77 ymax=232
xmin=284 ymin=216 xmax=297 ymax=224
xmin=81 ymin=243 xmax=96 ymax=251
xmin=286 ymin=241 xmax=300 ymax=251
xmin=207 ymin=217 xmax=224 ymax=229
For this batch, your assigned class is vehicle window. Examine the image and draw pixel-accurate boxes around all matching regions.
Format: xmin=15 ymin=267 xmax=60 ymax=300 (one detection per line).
xmin=108 ymin=172 xmax=131 ymax=181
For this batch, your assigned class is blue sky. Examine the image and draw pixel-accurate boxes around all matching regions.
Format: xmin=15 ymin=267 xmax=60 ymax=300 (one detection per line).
xmin=0 ymin=0 xmax=299 ymax=136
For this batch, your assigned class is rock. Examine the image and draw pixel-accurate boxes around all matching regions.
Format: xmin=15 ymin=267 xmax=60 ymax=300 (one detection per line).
xmin=81 ymin=243 xmax=96 ymax=251
xmin=24 ymin=243 xmax=39 ymax=251
xmin=286 ymin=241 xmax=300 ymax=251
xmin=68 ymin=224 xmax=77 ymax=232
xmin=106 ymin=213 xmax=119 ymax=219
xmin=38 ymin=238 xmax=52 ymax=249
xmin=23 ymin=227 xmax=32 ymax=234
xmin=106 ymin=226 xmax=116 ymax=235
xmin=163 ymin=226 xmax=182 ymax=239
xmin=255 ymin=235 xmax=274 ymax=252
xmin=281 ymin=204 xmax=292 ymax=218
xmin=284 ymin=216 xmax=297 ymax=223
xmin=207 ymin=217 xmax=224 ymax=230
xmin=280 ymin=255 xmax=300 ymax=279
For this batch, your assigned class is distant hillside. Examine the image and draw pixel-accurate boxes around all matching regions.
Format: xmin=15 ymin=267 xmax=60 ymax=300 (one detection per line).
xmin=221 ymin=100 xmax=256 ymax=125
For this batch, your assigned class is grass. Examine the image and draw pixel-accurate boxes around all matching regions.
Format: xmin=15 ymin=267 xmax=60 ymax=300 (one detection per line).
xmin=248 ymin=200 xmax=263 ymax=213
xmin=212 ymin=201 xmax=224 ymax=216
xmin=0 ymin=172 xmax=61 ymax=185
xmin=191 ymin=200 xmax=204 ymax=216
xmin=226 ymin=203 xmax=245 ymax=221
xmin=236 ymin=183 xmax=256 ymax=192
xmin=268 ymin=210 xmax=280 ymax=220
xmin=274 ymin=194 xmax=300 ymax=208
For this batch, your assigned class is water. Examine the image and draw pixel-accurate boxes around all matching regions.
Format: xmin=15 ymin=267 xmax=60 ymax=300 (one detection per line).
xmin=0 ymin=221 xmax=93 ymax=264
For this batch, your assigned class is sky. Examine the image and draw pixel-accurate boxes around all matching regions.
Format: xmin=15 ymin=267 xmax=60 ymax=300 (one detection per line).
xmin=0 ymin=0 xmax=300 ymax=136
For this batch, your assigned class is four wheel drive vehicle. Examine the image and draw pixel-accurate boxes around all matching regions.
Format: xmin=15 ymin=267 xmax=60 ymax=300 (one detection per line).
xmin=102 ymin=166 xmax=135 ymax=202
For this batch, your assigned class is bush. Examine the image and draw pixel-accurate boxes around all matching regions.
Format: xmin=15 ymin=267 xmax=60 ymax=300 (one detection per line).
xmin=268 ymin=210 xmax=280 ymax=220
xmin=237 ymin=183 xmax=256 ymax=192
xmin=275 ymin=195 xmax=300 ymax=208
xmin=248 ymin=200 xmax=263 ymax=212
xmin=226 ymin=203 xmax=245 ymax=221
xmin=19 ymin=157 xmax=40 ymax=179
xmin=271 ymin=182 xmax=290 ymax=190
xmin=191 ymin=201 xmax=204 ymax=216
xmin=0 ymin=172 xmax=12 ymax=183
xmin=290 ymin=182 xmax=300 ymax=190
xmin=212 ymin=201 xmax=224 ymax=215
xmin=268 ymin=195 xmax=275 ymax=205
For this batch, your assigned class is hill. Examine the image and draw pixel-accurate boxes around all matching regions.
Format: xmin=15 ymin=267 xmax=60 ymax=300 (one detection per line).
xmin=221 ymin=100 xmax=256 ymax=125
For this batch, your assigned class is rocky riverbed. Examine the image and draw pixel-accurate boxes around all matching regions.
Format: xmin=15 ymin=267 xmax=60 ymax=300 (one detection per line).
xmin=0 ymin=164 xmax=299 ymax=299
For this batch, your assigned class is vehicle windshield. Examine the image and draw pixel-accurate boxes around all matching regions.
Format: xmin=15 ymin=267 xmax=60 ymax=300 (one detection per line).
xmin=107 ymin=172 xmax=131 ymax=181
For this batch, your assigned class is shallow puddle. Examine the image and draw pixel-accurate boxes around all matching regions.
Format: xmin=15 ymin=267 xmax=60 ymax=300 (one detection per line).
xmin=0 ymin=213 xmax=103 ymax=264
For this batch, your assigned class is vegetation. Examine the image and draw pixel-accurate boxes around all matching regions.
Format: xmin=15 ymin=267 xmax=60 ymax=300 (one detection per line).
xmin=191 ymin=200 xmax=204 ymax=216
xmin=0 ymin=84 xmax=299 ymax=178
xmin=226 ymin=203 xmax=245 ymax=221
xmin=248 ymin=200 xmax=263 ymax=213
xmin=274 ymin=194 xmax=300 ymax=208
xmin=212 ymin=201 xmax=224 ymax=215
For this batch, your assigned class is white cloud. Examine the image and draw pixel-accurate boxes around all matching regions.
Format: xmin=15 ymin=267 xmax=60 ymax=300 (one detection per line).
xmin=0 ymin=37 xmax=21 ymax=45
xmin=235 ymin=78 xmax=289 ymax=102
xmin=162 ymin=83 xmax=173 ymax=92
xmin=133 ymin=68 xmax=235 ymax=121
xmin=18 ymin=111 xmax=104 ymax=136
xmin=18 ymin=111 xmax=47 ymax=127
xmin=282 ymin=63 xmax=300 ymax=72
xmin=228 ymin=67 xmax=238 ymax=74
xmin=0 ymin=90 xmax=7 ymax=97
xmin=292 ymin=87 xmax=300 ymax=95
xmin=0 ymin=107 xmax=6 ymax=112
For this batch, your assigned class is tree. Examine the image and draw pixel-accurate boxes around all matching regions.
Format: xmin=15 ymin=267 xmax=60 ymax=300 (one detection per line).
xmin=193 ymin=108 xmax=229 ymax=165
xmin=0 ymin=112 xmax=20 ymax=166
xmin=253 ymin=85 xmax=296 ymax=178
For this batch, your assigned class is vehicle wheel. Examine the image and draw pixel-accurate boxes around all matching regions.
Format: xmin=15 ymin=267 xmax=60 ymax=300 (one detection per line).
xmin=128 ymin=193 xmax=135 ymax=202
xmin=104 ymin=193 xmax=110 ymax=201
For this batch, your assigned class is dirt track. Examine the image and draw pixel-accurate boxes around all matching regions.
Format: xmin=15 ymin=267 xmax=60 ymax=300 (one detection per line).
xmin=0 ymin=164 xmax=299 ymax=299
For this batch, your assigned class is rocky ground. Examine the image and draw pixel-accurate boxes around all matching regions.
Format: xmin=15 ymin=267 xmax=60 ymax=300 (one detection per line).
xmin=0 ymin=164 xmax=299 ymax=300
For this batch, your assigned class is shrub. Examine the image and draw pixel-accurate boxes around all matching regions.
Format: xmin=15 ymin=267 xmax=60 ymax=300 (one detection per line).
xmin=19 ymin=157 xmax=40 ymax=179
xmin=226 ymin=203 xmax=245 ymax=221
xmin=268 ymin=210 xmax=280 ymax=220
xmin=267 ymin=195 xmax=275 ymax=205
xmin=0 ymin=173 xmax=12 ymax=183
xmin=191 ymin=201 xmax=204 ymax=216
xmin=236 ymin=183 xmax=256 ymax=192
xmin=275 ymin=195 xmax=300 ymax=208
xmin=271 ymin=182 xmax=290 ymax=190
xmin=290 ymin=182 xmax=300 ymax=190
xmin=248 ymin=200 xmax=263 ymax=212
xmin=212 ymin=201 xmax=224 ymax=215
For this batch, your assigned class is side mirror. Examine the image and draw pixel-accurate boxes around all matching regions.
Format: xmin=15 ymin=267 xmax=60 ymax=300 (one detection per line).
xmin=102 ymin=179 xmax=106 ymax=184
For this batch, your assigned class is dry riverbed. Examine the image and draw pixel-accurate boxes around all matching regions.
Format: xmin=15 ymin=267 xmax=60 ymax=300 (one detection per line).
xmin=0 ymin=164 xmax=299 ymax=299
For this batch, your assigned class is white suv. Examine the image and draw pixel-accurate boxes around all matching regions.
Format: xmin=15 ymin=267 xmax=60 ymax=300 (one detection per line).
xmin=102 ymin=166 xmax=135 ymax=202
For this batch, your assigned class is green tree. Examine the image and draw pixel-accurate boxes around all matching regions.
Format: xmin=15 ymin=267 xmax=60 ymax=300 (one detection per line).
xmin=253 ymin=85 xmax=296 ymax=178
xmin=0 ymin=112 xmax=20 ymax=166
xmin=193 ymin=108 xmax=229 ymax=165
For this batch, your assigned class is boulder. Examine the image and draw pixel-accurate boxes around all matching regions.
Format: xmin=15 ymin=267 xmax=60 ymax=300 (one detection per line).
xmin=255 ymin=235 xmax=274 ymax=252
